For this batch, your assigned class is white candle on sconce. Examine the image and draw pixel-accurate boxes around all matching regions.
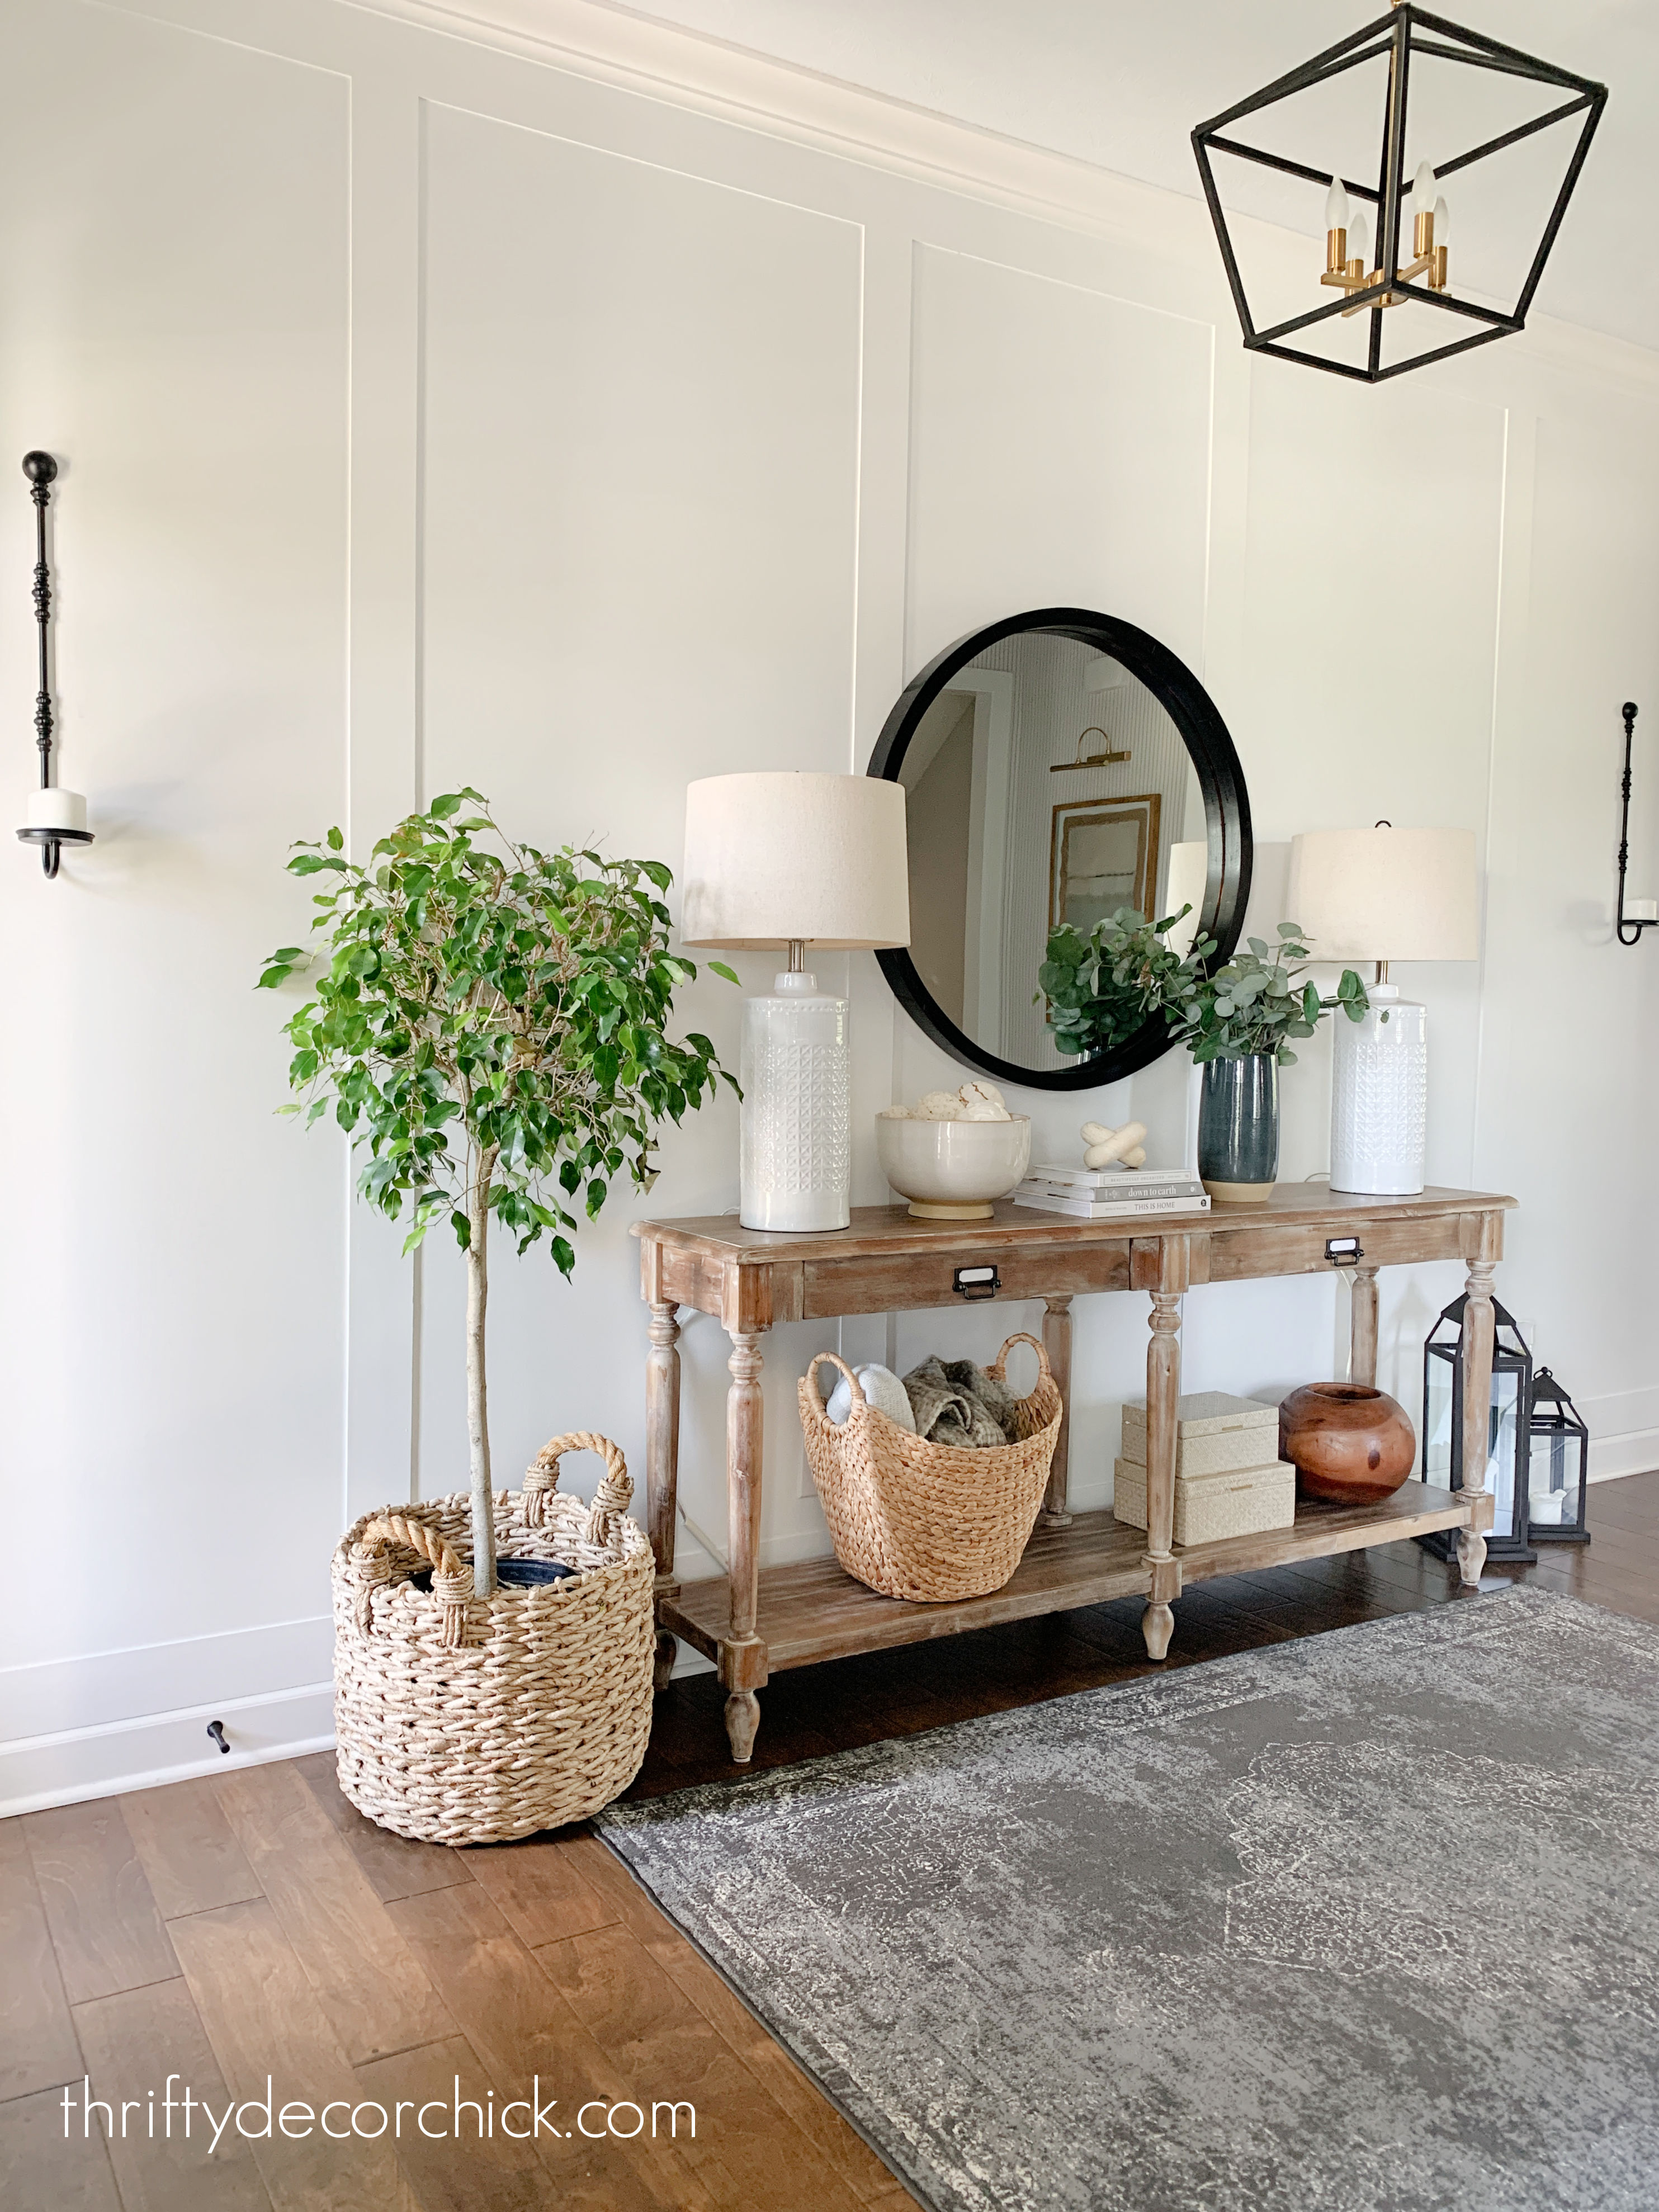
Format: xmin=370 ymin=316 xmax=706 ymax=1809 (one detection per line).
xmin=1626 ymin=897 xmax=1658 ymax=924
xmin=21 ymin=787 xmax=88 ymax=836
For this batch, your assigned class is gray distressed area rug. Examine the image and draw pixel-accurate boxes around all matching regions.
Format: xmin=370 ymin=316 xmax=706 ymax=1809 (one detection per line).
xmin=599 ymin=1589 xmax=1659 ymax=2212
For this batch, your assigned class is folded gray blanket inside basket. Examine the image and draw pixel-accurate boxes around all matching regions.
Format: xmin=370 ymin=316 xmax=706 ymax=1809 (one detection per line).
xmin=902 ymin=1356 xmax=1022 ymax=1449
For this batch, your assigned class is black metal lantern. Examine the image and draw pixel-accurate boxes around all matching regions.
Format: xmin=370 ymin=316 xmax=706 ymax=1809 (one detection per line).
xmin=1526 ymin=1368 xmax=1591 ymax=1545
xmin=1420 ymin=1292 xmax=1535 ymax=1564
xmin=1192 ymin=4 xmax=1607 ymax=385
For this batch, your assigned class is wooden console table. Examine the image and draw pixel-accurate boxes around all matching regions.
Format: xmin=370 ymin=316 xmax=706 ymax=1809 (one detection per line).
xmin=632 ymin=1182 xmax=1513 ymax=1762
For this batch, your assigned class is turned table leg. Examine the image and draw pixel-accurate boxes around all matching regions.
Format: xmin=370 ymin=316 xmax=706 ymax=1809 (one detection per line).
xmin=1141 ymin=1282 xmax=1184 ymax=1660
xmin=722 ymin=1330 xmax=768 ymax=1760
xmin=1039 ymin=1294 xmax=1074 ymax=1528
xmin=1456 ymin=1255 xmax=1499 ymax=1587
xmin=646 ymin=1301 xmax=681 ymax=1690
xmin=1350 ymin=1264 xmax=1379 ymax=1389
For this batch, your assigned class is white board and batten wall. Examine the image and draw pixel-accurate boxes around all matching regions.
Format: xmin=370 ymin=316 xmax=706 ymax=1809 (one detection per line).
xmin=1 ymin=0 xmax=1655 ymax=1811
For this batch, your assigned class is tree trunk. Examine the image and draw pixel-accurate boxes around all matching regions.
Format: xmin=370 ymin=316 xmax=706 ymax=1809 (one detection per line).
xmin=466 ymin=1146 xmax=499 ymax=1596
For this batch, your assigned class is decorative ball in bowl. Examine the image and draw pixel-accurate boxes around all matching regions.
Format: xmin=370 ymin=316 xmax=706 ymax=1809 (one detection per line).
xmin=1279 ymin=1382 xmax=1416 ymax=1505
xmin=876 ymin=1111 xmax=1031 ymax=1220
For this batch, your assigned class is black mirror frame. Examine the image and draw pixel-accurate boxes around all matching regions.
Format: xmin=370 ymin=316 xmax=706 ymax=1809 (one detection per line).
xmin=866 ymin=607 xmax=1253 ymax=1093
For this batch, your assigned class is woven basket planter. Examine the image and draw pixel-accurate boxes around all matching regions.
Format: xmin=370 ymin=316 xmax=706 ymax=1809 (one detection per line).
xmin=798 ymin=1333 xmax=1062 ymax=1603
xmin=331 ymin=1433 xmax=655 ymax=1845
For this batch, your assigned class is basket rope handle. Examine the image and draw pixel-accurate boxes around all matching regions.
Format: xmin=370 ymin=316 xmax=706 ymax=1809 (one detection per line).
xmin=803 ymin=1351 xmax=865 ymax=1420
xmin=352 ymin=1512 xmax=474 ymax=1648
xmin=989 ymin=1332 xmax=1053 ymax=1391
xmin=523 ymin=1432 xmax=633 ymax=1548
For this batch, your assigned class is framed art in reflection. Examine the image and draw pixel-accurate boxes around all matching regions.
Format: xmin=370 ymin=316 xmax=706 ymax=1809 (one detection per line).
xmin=1049 ymin=792 xmax=1161 ymax=934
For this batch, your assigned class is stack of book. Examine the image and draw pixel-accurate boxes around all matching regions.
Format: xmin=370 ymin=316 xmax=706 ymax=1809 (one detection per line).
xmin=1012 ymin=1164 xmax=1209 ymax=1219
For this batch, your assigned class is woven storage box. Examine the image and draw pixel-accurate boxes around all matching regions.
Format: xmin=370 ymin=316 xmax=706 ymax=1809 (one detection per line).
xmin=331 ymin=1433 xmax=655 ymax=1845
xmin=1121 ymin=1391 xmax=1279 ymax=1476
xmin=798 ymin=1332 xmax=1061 ymax=1603
xmin=1113 ymin=1455 xmax=1296 ymax=1545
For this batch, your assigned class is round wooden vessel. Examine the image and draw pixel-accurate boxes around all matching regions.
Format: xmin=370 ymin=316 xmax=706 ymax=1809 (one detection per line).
xmin=1278 ymin=1383 xmax=1415 ymax=1505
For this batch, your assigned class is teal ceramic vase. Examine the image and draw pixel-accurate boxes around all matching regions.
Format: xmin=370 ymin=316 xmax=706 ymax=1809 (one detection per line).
xmin=1197 ymin=1053 xmax=1279 ymax=1205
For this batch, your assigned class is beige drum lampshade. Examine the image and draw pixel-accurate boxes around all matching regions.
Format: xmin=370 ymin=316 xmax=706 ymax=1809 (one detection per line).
xmin=1285 ymin=826 xmax=1478 ymax=963
xmin=680 ymin=772 xmax=911 ymax=949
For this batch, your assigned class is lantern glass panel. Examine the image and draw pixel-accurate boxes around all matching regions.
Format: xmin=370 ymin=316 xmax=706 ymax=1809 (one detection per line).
xmin=1493 ymin=1312 xmax=1532 ymax=1367
xmin=1528 ymin=1420 xmax=1582 ymax=1529
xmin=1424 ymin=1347 xmax=1455 ymax=1486
xmin=1487 ymin=1365 xmax=1524 ymax=1539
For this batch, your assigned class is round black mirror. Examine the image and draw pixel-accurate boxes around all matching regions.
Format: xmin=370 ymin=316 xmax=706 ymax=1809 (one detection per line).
xmin=867 ymin=607 xmax=1252 ymax=1092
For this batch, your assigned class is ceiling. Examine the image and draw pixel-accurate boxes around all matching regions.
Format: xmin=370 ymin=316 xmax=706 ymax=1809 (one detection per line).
xmin=593 ymin=0 xmax=1658 ymax=355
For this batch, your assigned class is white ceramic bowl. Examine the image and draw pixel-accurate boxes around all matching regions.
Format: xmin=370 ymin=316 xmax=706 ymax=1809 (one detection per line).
xmin=876 ymin=1112 xmax=1032 ymax=1220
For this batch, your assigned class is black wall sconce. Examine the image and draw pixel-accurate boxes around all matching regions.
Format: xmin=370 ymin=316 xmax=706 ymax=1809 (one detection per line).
xmin=1615 ymin=701 xmax=1655 ymax=946
xmin=16 ymin=451 xmax=92 ymax=879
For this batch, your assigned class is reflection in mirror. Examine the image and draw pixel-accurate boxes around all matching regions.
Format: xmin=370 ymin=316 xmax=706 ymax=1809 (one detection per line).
xmin=897 ymin=632 xmax=1206 ymax=1074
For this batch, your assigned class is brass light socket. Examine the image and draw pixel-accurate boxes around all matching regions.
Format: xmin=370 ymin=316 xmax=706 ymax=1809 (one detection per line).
xmin=1414 ymin=210 xmax=1434 ymax=259
xmin=1433 ymin=244 xmax=1449 ymax=291
xmin=1326 ymin=226 xmax=1347 ymax=276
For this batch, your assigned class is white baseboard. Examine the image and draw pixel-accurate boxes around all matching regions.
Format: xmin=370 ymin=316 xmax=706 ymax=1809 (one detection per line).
xmin=0 ymin=1614 xmax=337 ymax=1817
xmin=1589 ymin=1429 xmax=1659 ymax=1484
xmin=0 ymin=1614 xmax=334 ymax=1741
xmin=0 ymin=1682 xmax=336 ymax=1819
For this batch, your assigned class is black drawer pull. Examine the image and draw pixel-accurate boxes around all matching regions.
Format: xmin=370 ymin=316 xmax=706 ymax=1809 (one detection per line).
xmin=953 ymin=1264 xmax=1001 ymax=1301
xmin=1324 ymin=1237 xmax=1364 ymax=1264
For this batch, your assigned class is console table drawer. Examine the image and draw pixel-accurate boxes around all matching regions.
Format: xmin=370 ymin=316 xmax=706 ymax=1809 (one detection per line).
xmin=1206 ymin=1211 xmax=1469 ymax=1282
xmin=802 ymin=1240 xmax=1135 ymax=1317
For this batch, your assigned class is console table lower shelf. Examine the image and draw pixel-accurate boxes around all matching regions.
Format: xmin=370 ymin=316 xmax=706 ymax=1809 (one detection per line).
xmin=659 ymin=1482 xmax=1476 ymax=1677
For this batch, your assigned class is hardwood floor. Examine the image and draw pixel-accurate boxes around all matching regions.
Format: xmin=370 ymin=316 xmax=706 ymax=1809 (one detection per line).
xmin=3 ymin=1471 xmax=1654 ymax=2212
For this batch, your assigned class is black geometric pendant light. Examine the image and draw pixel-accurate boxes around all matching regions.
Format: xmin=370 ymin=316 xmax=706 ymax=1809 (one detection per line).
xmin=1192 ymin=2 xmax=1607 ymax=383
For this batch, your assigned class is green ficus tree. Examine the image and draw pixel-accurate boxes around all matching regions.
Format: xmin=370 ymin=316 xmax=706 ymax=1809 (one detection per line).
xmin=257 ymin=790 xmax=738 ymax=1595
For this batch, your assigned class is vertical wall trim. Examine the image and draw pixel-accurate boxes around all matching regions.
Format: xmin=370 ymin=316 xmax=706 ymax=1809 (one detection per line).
xmin=1471 ymin=406 xmax=1538 ymax=1189
xmin=902 ymin=237 xmax=924 ymax=684
xmin=847 ymin=223 xmax=867 ymax=773
xmin=414 ymin=95 xmax=431 ymax=814
xmin=344 ymin=75 xmax=426 ymax=1520
xmin=848 ymin=224 xmax=914 ymax=1197
xmin=1197 ymin=328 xmax=1252 ymax=706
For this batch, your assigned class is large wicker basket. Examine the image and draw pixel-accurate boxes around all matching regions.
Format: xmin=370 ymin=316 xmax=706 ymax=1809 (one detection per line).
xmin=798 ymin=1334 xmax=1062 ymax=1603
xmin=331 ymin=1433 xmax=655 ymax=1845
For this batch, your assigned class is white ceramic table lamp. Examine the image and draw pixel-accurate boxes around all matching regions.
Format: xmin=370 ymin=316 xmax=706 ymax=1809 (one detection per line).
xmin=682 ymin=772 xmax=910 ymax=1231
xmin=1285 ymin=826 xmax=1478 ymax=1195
